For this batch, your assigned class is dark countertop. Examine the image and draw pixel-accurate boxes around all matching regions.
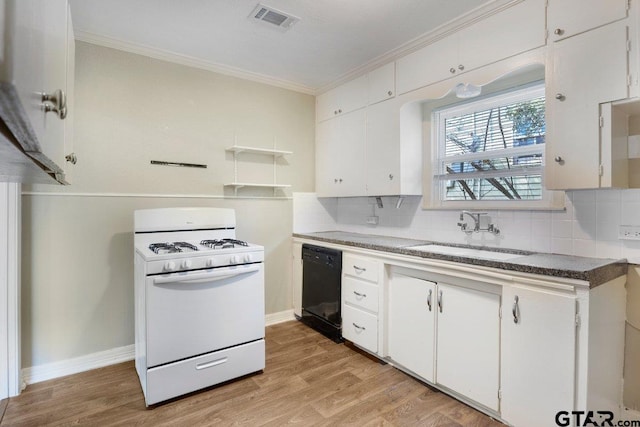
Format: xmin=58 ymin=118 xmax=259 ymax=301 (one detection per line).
xmin=293 ymin=231 xmax=628 ymax=288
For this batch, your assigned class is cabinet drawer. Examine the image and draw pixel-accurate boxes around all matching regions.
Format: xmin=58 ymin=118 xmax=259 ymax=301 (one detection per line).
xmin=342 ymin=305 xmax=378 ymax=352
xmin=343 ymin=276 xmax=379 ymax=313
xmin=343 ymin=253 xmax=379 ymax=283
xmin=146 ymin=340 xmax=265 ymax=405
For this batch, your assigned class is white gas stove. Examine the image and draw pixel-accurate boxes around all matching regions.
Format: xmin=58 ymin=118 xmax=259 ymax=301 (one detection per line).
xmin=134 ymin=207 xmax=265 ymax=406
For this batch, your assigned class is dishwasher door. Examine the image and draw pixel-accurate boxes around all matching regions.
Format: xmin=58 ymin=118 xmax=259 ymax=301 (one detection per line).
xmin=301 ymin=244 xmax=342 ymax=341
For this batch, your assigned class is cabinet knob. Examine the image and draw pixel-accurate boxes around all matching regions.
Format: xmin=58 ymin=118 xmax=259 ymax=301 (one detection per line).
xmin=338 ymin=109 xmax=342 ymax=114
xmin=554 ymin=156 xmax=564 ymax=164
xmin=449 ymin=67 xmax=456 ymax=74
xmin=555 ymin=93 xmax=566 ymax=101
xmin=458 ymin=64 xmax=464 ymax=71
xmin=65 ymin=152 xmax=77 ymax=165
xmin=339 ymin=178 xmax=343 ymax=183
xmin=42 ymin=89 xmax=67 ymax=120
xmin=554 ymin=28 xmax=565 ymax=36
xmin=388 ymin=174 xmax=394 ymax=180
xmin=387 ymin=90 xmax=393 ymax=96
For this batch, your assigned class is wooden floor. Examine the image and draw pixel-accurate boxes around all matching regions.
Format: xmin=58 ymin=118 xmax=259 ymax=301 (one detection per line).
xmin=0 ymin=321 xmax=504 ymax=426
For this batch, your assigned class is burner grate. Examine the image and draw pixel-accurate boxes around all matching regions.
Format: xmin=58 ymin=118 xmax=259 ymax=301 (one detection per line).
xmin=149 ymin=242 xmax=199 ymax=254
xmin=200 ymin=238 xmax=248 ymax=249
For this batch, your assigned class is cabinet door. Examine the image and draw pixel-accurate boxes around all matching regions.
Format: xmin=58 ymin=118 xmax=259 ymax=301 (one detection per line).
xmin=459 ymin=0 xmax=546 ymax=73
xmin=388 ymin=273 xmax=436 ymax=382
xmin=315 ymin=118 xmax=339 ymax=196
xmin=548 ymin=0 xmax=628 ymax=42
xmin=436 ymin=283 xmax=500 ymax=411
xmin=10 ymin=0 xmax=69 ymax=172
xmin=315 ymin=110 xmax=367 ymax=197
xmin=368 ymin=62 xmax=395 ymax=105
xmin=501 ymin=285 xmax=576 ymax=427
xmin=366 ymin=100 xmax=400 ymax=196
xmin=338 ymin=75 xmax=368 ymax=115
xmin=396 ymin=35 xmax=458 ymax=95
xmin=62 ymin=4 xmax=75 ymax=183
xmin=545 ymin=21 xmax=629 ymax=190
xmin=336 ymin=109 xmax=367 ymax=197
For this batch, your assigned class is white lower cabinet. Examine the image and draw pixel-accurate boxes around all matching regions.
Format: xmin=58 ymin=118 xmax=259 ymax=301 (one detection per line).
xmin=388 ymin=272 xmax=436 ymax=382
xmin=388 ymin=271 xmax=499 ymax=411
xmin=342 ymin=304 xmax=378 ymax=352
xmin=436 ymin=283 xmax=500 ymax=411
xmin=500 ymin=285 xmax=576 ymax=427
xmin=292 ymin=238 xmax=626 ymax=425
xmin=341 ymin=252 xmax=381 ymax=353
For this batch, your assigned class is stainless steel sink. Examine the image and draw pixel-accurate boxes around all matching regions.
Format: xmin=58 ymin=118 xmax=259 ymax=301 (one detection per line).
xmin=408 ymin=244 xmax=524 ymax=261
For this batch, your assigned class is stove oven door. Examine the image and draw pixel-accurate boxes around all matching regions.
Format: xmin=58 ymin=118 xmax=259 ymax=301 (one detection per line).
xmin=145 ymin=263 xmax=265 ymax=367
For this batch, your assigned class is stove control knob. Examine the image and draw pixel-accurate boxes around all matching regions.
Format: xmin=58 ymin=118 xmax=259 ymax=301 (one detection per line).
xmin=206 ymin=258 xmax=215 ymax=268
xmin=181 ymin=259 xmax=192 ymax=269
xmin=230 ymin=255 xmax=239 ymax=265
xmin=244 ymin=254 xmax=253 ymax=263
xmin=164 ymin=261 xmax=176 ymax=272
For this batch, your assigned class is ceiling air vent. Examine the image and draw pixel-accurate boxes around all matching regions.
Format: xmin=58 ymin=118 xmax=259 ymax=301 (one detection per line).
xmin=250 ymin=4 xmax=299 ymax=31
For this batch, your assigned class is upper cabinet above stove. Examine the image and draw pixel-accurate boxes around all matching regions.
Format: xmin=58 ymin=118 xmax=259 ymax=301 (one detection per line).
xmin=0 ymin=0 xmax=75 ymax=185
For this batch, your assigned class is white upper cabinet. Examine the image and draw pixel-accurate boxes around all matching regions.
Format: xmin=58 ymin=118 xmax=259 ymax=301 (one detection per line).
xmin=501 ymin=285 xmax=576 ymax=427
xmin=315 ymin=109 xmax=367 ymax=197
xmin=545 ymin=21 xmax=629 ymax=190
xmin=0 ymin=0 xmax=74 ymax=184
xmin=365 ymin=100 xmax=421 ymax=196
xmin=547 ymin=0 xmax=628 ymax=42
xmin=367 ymin=62 xmax=395 ymax=105
xmin=316 ymin=75 xmax=368 ymax=122
xmin=397 ymin=0 xmax=545 ymax=95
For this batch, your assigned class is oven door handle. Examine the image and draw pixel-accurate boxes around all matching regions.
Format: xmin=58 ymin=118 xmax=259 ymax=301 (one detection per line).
xmin=152 ymin=265 xmax=260 ymax=285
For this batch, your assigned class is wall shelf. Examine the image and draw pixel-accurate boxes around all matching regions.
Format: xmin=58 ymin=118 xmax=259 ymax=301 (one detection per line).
xmin=225 ymin=138 xmax=293 ymax=196
xmin=224 ymin=183 xmax=292 ymax=190
xmin=225 ymin=145 xmax=293 ymax=157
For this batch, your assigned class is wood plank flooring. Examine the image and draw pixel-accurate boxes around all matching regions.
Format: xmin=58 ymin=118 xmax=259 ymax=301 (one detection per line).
xmin=0 ymin=321 xmax=504 ymax=426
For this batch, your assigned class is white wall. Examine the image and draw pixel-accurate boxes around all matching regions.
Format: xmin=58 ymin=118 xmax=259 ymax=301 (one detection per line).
xmin=21 ymin=42 xmax=315 ymax=369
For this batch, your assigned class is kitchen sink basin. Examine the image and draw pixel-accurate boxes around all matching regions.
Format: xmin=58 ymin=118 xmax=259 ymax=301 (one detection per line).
xmin=407 ymin=244 xmax=524 ymax=261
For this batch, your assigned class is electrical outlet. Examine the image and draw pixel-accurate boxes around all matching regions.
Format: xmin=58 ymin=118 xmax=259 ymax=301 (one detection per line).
xmin=619 ymin=225 xmax=640 ymax=240
xmin=366 ymin=216 xmax=379 ymax=225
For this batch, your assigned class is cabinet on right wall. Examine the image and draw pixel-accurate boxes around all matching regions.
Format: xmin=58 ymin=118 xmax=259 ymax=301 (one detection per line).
xmin=545 ymin=2 xmax=633 ymax=190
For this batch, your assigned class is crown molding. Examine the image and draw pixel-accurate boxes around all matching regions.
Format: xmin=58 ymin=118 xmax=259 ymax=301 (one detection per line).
xmin=316 ymin=0 xmax=524 ymax=94
xmin=74 ymin=31 xmax=317 ymax=95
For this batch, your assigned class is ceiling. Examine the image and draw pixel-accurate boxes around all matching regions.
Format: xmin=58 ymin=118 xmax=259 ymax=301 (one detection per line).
xmin=69 ymin=0 xmax=497 ymax=94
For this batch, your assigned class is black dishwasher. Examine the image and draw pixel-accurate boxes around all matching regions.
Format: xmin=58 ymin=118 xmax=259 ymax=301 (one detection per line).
xmin=300 ymin=244 xmax=343 ymax=342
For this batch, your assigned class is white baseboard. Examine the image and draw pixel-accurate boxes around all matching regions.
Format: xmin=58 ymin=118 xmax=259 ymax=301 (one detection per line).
xmin=22 ymin=344 xmax=135 ymax=386
xmin=22 ymin=310 xmax=297 ymax=386
xmin=265 ymin=309 xmax=296 ymax=326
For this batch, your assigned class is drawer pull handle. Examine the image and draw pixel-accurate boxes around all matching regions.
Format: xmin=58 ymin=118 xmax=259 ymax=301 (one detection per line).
xmin=512 ymin=295 xmax=520 ymax=324
xmin=438 ymin=290 xmax=443 ymax=313
xmin=353 ymin=323 xmax=366 ymax=331
xmin=353 ymin=266 xmax=366 ymax=273
xmin=427 ymin=289 xmax=432 ymax=311
xmin=196 ymin=357 xmax=228 ymax=370
xmin=353 ymin=290 xmax=367 ymax=298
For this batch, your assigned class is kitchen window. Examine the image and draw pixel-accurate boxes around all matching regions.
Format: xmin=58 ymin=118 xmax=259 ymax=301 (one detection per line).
xmin=430 ymin=82 xmax=562 ymax=209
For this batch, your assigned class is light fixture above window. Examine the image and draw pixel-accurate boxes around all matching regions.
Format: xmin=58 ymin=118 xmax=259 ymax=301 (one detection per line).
xmin=454 ymin=83 xmax=482 ymax=99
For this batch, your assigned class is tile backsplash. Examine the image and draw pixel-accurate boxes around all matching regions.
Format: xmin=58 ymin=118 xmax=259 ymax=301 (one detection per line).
xmin=293 ymin=190 xmax=640 ymax=263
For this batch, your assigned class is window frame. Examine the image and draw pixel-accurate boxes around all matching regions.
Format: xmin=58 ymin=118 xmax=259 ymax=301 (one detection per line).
xmin=427 ymin=82 xmax=564 ymax=210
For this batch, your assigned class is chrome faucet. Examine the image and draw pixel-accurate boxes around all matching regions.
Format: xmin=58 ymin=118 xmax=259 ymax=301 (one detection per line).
xmin=457 ymin=211 xmax=500 ymax=235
